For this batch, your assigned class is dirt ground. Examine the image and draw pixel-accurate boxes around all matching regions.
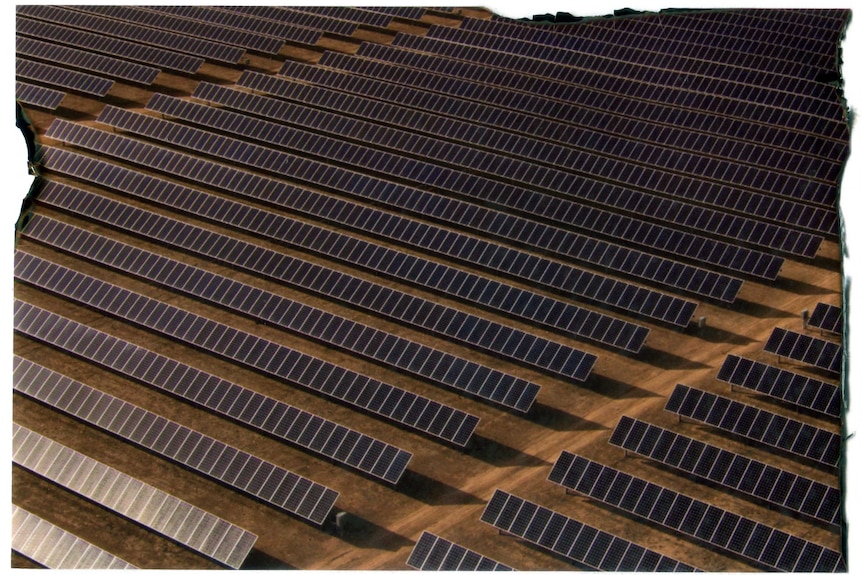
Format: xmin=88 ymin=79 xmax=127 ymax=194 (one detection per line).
xmin=13 ymin=8 xmax=845 ymax=571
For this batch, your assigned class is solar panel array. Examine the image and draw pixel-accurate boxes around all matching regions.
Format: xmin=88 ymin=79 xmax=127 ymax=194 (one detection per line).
xmin=406 ymin=531 xmax=514 ymax=571
xmin=548 ymin=452 xmax=845 ymax=572
xmin=12 ymin=423 xmax=258 ymax=568
xmin=717 ymin=354 xmax=841 ymax=418
xmin=35 ymin=150 xmax=600 ymax=380
xmin=16 ymin=57 xmax=113 ymax=97
xmin=14 ymin=298 xmax=413 ymax=485
xmin=16 ymin=36 xmax=160 ymax=85
xmin=13 ymin=355 xmax=340 ymax=525
xmin=763 ymin=327 xmax=842 ymax=375
xmin=609 ymin=416 xmax=841 ymax=525
xmin=144 ymin=91 xmax=781 ymax=285
xmin=12 ymin=504 xmax=137 ymax=570
xmin=231 ymin=72 xmax=823 ymax=259
xmin=479 ymin=489 xmax=697 ymax=571
xmin=15 ymin=5 xmax=245 ymax=64
xmin=14 ymin=252 xmax=480 ymax=447
xmin=15 ymin=81 xmax=65 ymax=110
xmin=288 ymin=5 xmax=393 ymax=28
xmin=807 ymin=302 xmax=843 ymax=335
xmin=16 ymin=17 xmax=204 ymax=74
xmin=23 ymin=214 xmax=540 ymax=415
xmin=665 ymin=384 xmax=841 ymax=467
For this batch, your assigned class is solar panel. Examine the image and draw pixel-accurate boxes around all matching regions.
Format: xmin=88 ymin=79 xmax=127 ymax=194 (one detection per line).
xmin=16 ymin=57 xmax=113 ymax=97
xmin=548 ymin=452 xmax=845 ymax=572
xmin=14 ymin=298 xmax=413 ymax=485
xmin=15 ymin=5 xmax=244 ymax=64
xmin=22 ymin=214 xmax=540 ymax=416
xmin=717 ymin=354 xmax=841 ymax=418
xmin=80 ymin=105 xmax=742 ymax=303
xmin=479 ymin=489 xmax=697 ymax=571
xmin=36 ymin=147 xmax=600 ymax=381
xmin=16 ymin=36 xmax=160 ymax=85
xmin=407 ymin=532 xmax=514 ymax=571
xmin=12 ymin=424 xmax=258 ymax=568
xmin=665 ymin=384 xmax=841 ymax=467
xmin=16 ymin=16 xmax=203 ymax=74
xmin=807 ymin=302 xmax=842 ymax=335
xmin=205 ymin=6 xmax=359 ymax=36
xmin=69 ymin=5 xmax=289 ymax=54
xmin=16 ymin=81 xmax=65 ymax=110
xmin=12 ymin=504 xmax=137 ymax=569
xmin=14 ymin=253 xmax=480 ymax=447
xmin=147 ymin=91 xmax=784 ymax=282
xmin=609 ymin=416 xmax=841 ymax=525
xmin=288 ymin=6 xmax=393 ymax=27
xmin=358 ymin=6 xmax=427 ymax=20
xmin=13 ymin=358 xmax=338 ymax=526
xmin=763 ymin=327 xmax=842 ymax=375
xmin=229 ymin=74 xmax=825 ymax=258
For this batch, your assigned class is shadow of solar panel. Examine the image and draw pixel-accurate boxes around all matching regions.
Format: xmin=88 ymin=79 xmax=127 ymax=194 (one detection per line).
xmin=15 ymin=81 xmax=65 ymax=110
xmin=70 ymin=5 xmax=288 ymax=54
xmin=16 ymin=36 xmax=160 ymax=85
xmin=16 ymin=57 xmax=113 ymax=96
xmin=35 ymin=151 xmax=596 ymax=385
xmin=146 ymin=91 xmax=780 ymax=284
xmin=717 ymin=355 xmax=840 ymax=418
xmin=16 ymin=17 xmax=203 ymax=74
xmin=807 ymin=302 xmax=842 ymax=335
xmin=610 ymin=416 xmax=841 ymax=525
xmin=12 ymin=504 xmax=138 ymax=569
xmin=233 ymin=73 xmax=825 ymax=259
xmin=13 ymin=425 xmax=257 ymax=568
xmin=312 ymin=50 xmax=840 ymax=237
xmin=15 ymin=5 xmax=244 ymax=64
xmin=664 ymin=384 xmax=840 ymax=467
xmin=14 ymin=253 xmax=479 ymax=447
xmin=12 ymin=359 xmax=337 ymax=525
xmin=23 ymin=215 xmax=539 ymax=416
xmin=548 ymin=452 xmax=844 ymax=571
xmin=14 ymin=299 xmax=412 ymax=485
xmin=763 ymin=327 xmax=842 ymax=375
xmin=480 ymin=489 xmax=697 ymax=571
xmin=407 ymin=532 xmax=514 ymax=571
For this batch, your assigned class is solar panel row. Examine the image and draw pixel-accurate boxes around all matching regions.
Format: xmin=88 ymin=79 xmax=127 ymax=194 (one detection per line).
xmin=16 ymin=57 xmax=113 ymax=97
xmin=287 ymin=5 xmax=393 ymax=28
xmin=763 ymin=327 xmax=842 ymax=375
xmin=24 ymin=214 xmax=541 ymax=415
xmin=187 ymin=82 xmax=803 ymax=269
xmin=358 ymin=6 xmax=427 ymax=20
xmin=16 ymin=17 xmax=203 ymax=74
xmin=609 ymin=416 xmax=841 ymax=525
xmin=12 ymin=356 xmax=339 ymax=526
xmin=14 ymin=253 xmax=480 ymax=447
xmin=12 ymin=504 xmax=138 ymax=570
xmin=480 ymin=489 xmax=697 ymax=571
xmin=70 ymin=5 xmax=289 ymax=55
xmin=548 ymin=452 xmax=845 ymax=572
xmin=16 ymin=36 xmax=160 ymax=85
xmin=406 ymin=531 xmax=514 ymax=571
xmin=391 ymin=32 xmax=840 ymax=126
xmin=226 ymin=74 xmax=828 ymax=256
xmin=430 ymin=23 xmax=832 ymax=104
xmin=15 ymin=81 xmax=65 ymax=110
xmin=354 ymin=41 xmax=846 ymax=145
xmin=32 ymin=177 xmax=595 ymax=383
xmin=12 ymin=424 xmax=258 ymax=568
xmin=665 ymin=384 xmax=841 ymax=467
xmin=84 ymin=105 xmax=743 ymax=303
xmin=315 ymin=50 xmax=847 ymax=188
xmin=14 ymin=297 xmax=413 ymax=485
xmin=717 ymin=354 xmax=841 ymax=418
xmin=15 ymin=5 xmax=245 ymax=64
xmin=807 ymin=302 xmax=842 ymax=335
xmin=147 ymin=5 xmax=353 ymax=41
